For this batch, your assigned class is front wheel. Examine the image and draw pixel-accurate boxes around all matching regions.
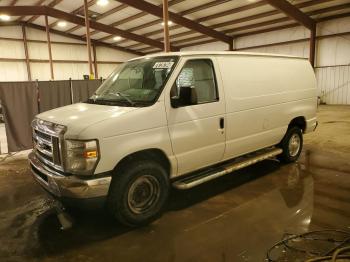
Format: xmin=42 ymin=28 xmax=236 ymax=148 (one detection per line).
xmin=277 ymin=127 xmax=303 ymax=163
xmin=107 ymin=160 xmax=169 ymax=227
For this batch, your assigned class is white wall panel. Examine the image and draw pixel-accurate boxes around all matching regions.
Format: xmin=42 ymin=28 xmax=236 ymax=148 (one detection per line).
xmin=96 ymin=46 xmax=137 ymax=61
xmin=0 ymin=39 xmax=25 ymax=59
xmin=0 ymin=26 xmax=23 ymax=38
xmin=244 ymin=41 xmax=309 ymax=58
xmin=180 ymin=17 xmax=350 ymax=104
xmin=53 ymin=63 xmax=90 ymax=80
xmin=51 ymin=43 xmax=89 ymax=61
xmin=235 ymin=26 xmax=309 ymax=49
xmin=0 ymin=62 xmax=28 ymax=81
xmin=181 ymin=41 xmax=229 ymax=51
xmin=27 ymin=42 xmax=49 ymax=60
xmin=31 ymin=62 xmax=51 ymax=81
xmin=25 ymin=27 xmax=49 ymax=42
xmin=49 ymin=34 xmax=84 ymax=44
xmin=26 ymin=27 xmax=84 ymax=44
xmin=316 ymin=66 xmax=350 ymax=105
xmin=318 ymin=17 xmax=350 ymax=35
xmin=0 ymin=26 xmax=138 ymax=82
xmin=317 ymin=36 xmax=350 ymax=66
xmin=98 ymin=64 xmax=121 ymax=79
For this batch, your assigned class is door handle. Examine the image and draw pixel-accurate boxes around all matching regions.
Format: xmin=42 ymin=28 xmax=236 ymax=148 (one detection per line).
xmin=219 ymin=117 xmax=224 ymax=129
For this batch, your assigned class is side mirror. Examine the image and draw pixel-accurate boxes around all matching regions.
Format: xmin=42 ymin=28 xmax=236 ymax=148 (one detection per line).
xmin=171 ymin=86 xmax=197 ymax=108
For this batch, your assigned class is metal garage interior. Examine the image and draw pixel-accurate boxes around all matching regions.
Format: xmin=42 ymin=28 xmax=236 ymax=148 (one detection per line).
xmin=0 ymin=0 xmax=350 ymax=261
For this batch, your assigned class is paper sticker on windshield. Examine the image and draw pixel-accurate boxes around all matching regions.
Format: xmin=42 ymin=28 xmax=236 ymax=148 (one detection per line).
xmin=153 ymin=62 xmax=174 ymax=69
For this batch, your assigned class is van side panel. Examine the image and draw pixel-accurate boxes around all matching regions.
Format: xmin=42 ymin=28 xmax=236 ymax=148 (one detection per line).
xmin=217 ymin=55 xmax=317 ymax=161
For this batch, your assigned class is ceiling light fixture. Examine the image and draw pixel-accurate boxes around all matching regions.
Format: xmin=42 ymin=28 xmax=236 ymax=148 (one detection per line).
xmin=57 ymin=21 xmax=67 ymax=27
xmin=97 ymin=0 xmax=109 ymax=6
xmin=0 ymin=14 xmax=10 ymax=21
xmin=161 ymin=21 xmax=173 ymax=26
xmin=113 ymin=36 xmax=122 ymax=41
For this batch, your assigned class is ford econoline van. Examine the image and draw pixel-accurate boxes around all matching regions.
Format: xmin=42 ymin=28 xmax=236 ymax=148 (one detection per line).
xmin=29 ymin=51 xmax=317 ymax=226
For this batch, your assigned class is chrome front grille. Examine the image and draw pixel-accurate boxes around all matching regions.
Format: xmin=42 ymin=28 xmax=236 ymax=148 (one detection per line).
xmin=32 ymin=119 xmax=66 ymax=173
xmin=34 ymin=129 xmax=51 ymax=142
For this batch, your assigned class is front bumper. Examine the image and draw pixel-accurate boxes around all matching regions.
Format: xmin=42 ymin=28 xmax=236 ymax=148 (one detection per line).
xmin=28 ymin=151 xmax=111 ymax=201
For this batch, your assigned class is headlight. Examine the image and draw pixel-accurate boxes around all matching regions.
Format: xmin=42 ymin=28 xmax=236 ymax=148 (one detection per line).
xmin=65 ymin=139 xmax=99 ymax=175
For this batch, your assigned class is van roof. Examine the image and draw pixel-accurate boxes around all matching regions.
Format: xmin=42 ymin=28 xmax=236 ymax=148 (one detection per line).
xmin=129 ymin=51 xmax=307 ymax=61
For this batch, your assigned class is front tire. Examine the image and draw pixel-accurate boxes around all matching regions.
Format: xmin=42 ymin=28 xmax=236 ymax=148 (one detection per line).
xmin=107 ymin=160 xmax=169 ymax=227
xmin=278 ymin=126 xmax=303 ymax=163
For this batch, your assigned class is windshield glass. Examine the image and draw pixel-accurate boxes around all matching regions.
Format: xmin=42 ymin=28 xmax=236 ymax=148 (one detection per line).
xmin=89 ymin=56 xmax=178 ymax=106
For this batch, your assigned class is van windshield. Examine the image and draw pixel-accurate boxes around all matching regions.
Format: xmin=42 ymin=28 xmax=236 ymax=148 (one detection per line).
xmin=88 ymin=56 xmax=178 ymax=107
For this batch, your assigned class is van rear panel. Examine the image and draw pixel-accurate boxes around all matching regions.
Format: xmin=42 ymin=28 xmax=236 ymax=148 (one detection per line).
xmin=216 ymin=54 xmax=317 ymax=160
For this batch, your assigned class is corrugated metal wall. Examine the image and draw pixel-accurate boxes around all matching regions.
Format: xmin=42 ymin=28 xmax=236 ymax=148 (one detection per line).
xmin=0 ymin=26 xmax=137 ymax=81
xmin=315 ymin=65 xmax=350 ymax=104
xmin=183 ymin=17 xmax=350 ymax=105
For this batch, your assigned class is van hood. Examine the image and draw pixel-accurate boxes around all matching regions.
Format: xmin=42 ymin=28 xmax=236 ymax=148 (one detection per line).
xmin=36 ymin=103 xmax=138 ymax=137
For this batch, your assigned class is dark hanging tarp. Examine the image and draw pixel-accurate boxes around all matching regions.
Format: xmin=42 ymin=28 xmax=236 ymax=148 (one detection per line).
xmin=38 ymin=80 xmax=72 ymax=113
xmin=71 ymin=79 xmax=102 ymax=103
xmin=0 ymin=79 xmax=103 ymax=153
xmin=0 ymin=81 xmax=38 ymax=152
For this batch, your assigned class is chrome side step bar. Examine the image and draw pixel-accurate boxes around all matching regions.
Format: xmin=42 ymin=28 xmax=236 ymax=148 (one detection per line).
xmin=173 ymin=148 xmax=283 ymax=190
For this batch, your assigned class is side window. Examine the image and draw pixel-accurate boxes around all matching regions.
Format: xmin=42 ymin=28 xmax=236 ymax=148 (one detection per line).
xmin=172 ymin=59 xmax=218 ymax=104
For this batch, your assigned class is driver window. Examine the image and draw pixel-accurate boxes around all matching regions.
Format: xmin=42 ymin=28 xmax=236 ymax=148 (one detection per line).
xmin=171 ymin=59 xmax=218 ymax=104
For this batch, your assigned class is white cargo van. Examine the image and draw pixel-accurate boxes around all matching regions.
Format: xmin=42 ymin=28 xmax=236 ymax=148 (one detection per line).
xmin=29 ymin=51 xmax=317 ymax=226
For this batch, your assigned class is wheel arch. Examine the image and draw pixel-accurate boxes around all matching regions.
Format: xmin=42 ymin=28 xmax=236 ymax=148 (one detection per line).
xmin=288 ymin=116 xmax=306 ymax=133
xmin=113 ymin=148 xmax=171 ymax=177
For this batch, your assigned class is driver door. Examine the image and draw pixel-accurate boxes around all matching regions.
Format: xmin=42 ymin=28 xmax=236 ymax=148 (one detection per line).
xmin=165 ymin=58 xmax=226 ymax=176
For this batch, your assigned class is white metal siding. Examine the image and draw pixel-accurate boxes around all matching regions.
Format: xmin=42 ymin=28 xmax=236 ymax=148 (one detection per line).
xmin=0 ymin=39 xmax=26 ymax=59
xmin=182 ymin=17 xmax=350 ymax=105
xmin=316 ymin=66 xmax=350 ymax=105
xmin=0 ymin=26 xmax=137 ymax=81
xmin=0 ymin=62 xmax=28 ymax=81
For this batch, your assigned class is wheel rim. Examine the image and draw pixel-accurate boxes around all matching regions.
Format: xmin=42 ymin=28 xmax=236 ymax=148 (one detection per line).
xmin=127 ymin=175 xmax=160 ymax=214
xmin=288 ymin=133 xmax=301 ymax=157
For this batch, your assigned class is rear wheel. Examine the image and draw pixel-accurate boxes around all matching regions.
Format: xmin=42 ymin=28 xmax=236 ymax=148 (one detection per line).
xmin=107 ymin=160 xmax=169 ymax=227
xmin=278 ymin=126 xmax=303 ymax=163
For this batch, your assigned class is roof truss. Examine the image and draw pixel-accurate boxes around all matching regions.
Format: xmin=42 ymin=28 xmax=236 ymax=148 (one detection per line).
xmin=87 ymin=0 xmax=186 ymax=41
xmin=0 ymin=5 xmax=178 ymax=51
xmin=264 ymin=0 xmax=316 ymax=30
xmin=115 ymin=0 xmax=233 ymax=44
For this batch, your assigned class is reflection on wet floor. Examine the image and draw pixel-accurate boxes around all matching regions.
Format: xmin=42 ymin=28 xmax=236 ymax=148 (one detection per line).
xmin=0 ymin=147 xmax=349 ymax=262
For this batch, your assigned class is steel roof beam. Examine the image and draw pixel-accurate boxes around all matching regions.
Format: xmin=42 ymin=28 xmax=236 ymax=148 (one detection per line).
xmin=24 ymin=22 xmax=144 ymax=56
xmin=265 ymin=0 xmax=316 ymax=30
xmin=0 ymin=6 xmax=172 ymax=50
xmin=115 ymin=0 xmax=232 ymax=43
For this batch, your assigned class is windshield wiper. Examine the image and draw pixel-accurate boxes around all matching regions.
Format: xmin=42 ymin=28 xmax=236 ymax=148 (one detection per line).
xmin=92 ymin=99 xmax=122 ymax=106
xmin=87 ymin=98 xmax=96 ymax=104
xmin=115 ymin=92 xmax=135 ymax=106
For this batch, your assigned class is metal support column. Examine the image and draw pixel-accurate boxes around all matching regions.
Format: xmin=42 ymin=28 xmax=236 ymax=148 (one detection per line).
xmin=83 ymin=0 xmax=94 ymax=78
xmin=162 ymin=0 xmax=170 ymax=52
xmin=22 ymin=25 xmax=32 ymax=81
xmin=92 ymin=44 xmax=98 ymax=79
xmin=45 ymin=15 xmax=54 ymax=80
xmin=309 ymin=25 xmax=317 ymax=67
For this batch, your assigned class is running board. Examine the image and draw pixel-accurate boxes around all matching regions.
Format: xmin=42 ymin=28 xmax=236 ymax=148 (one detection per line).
xmin=172 ymin=148 xmax=283 ymax=190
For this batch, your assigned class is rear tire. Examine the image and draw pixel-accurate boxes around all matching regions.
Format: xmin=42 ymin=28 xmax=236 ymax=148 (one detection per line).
xmin=107 ymin=160 xmax=169 ymax=227
xmin=277 ymin=126 xmax=303 ymax=163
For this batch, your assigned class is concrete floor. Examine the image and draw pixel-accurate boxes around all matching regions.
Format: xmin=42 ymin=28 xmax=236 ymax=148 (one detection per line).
xmin=0 ymin=105 xmax=349 ymax=262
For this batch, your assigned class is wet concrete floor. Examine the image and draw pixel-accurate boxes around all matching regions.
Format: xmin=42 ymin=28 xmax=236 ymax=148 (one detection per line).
xmin=1 ymin=105 xmax=350 ymax=262
xmin=0 ymin=147 xmax=349 ymax=262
